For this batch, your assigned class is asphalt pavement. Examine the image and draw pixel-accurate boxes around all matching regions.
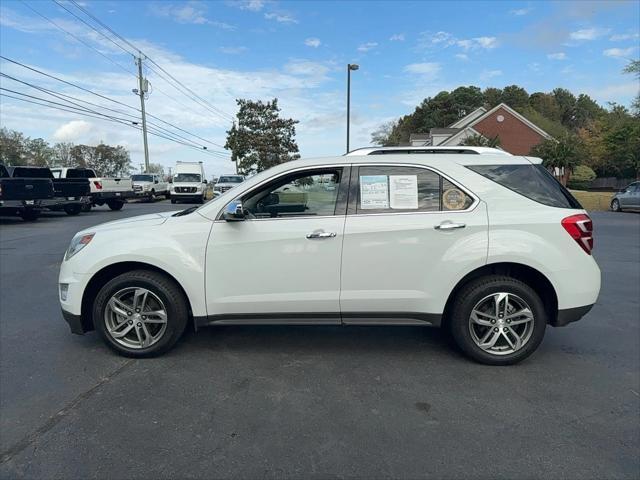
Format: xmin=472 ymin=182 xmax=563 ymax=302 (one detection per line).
xmin=0 ymin=202 xmax=638 ymax=479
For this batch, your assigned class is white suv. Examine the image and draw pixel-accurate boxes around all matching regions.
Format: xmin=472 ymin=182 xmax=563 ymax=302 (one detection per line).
xmin=58 ymin=154 xmax=600 ymax=365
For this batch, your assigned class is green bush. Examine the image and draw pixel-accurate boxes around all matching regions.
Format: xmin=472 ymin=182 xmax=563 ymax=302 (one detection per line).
xmin=567 ymin=165 xmax=597 ymax=190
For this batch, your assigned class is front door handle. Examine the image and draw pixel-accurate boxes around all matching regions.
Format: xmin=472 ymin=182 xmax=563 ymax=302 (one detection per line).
xmin=306 ymin=231 xmax=337 ymax=239
xmin=435 ymin=221 xmax=466 ymax=231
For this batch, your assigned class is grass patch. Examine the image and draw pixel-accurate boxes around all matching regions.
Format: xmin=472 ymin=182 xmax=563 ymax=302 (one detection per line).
xmin=570 ymin=190 xmax=614 ymax=211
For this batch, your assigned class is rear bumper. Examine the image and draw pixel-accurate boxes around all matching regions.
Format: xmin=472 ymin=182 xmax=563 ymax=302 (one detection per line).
xmin=42 ymin=196 xmax=90 ymax=209
xmin=91 ymin=191 xmax=134 ymax=202
xmin=553 ymin=304 xmax=594 ymax=327
xmin=0 ymin=199 xmax=44 ymax=209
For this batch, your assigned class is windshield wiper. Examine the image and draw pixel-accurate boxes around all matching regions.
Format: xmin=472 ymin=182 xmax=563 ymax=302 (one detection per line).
xmin=172 ymin=206 xmax=199 ymax=217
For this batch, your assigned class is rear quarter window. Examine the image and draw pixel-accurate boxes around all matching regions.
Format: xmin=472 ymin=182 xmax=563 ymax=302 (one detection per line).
xmin=468 ymin=164 xmax=582 ymax=209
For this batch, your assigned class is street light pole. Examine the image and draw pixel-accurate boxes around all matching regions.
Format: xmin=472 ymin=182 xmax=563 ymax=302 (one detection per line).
xmin=346 ymin=63 xmax=359 ymax=154
xmin=136 ymin=56 xmax=150 ymax=173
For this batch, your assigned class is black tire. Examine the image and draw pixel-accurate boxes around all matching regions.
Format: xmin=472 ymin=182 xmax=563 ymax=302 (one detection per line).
xmin=148 ymin=190 xmax=156 ymax=202
xmin=611 ymin=199 xmax=622 ymax=212
xmin=93 ymin=270 xmax=189 ymax=358
xmin=448 ymin=275 xmax=547 ymax=365
xmin=165 ymin=192 xmax=171 ymax=200
xmin=107 ymin=200 xmax=124 ymax=211
xmin=64 ymin=204 xmax=82 ymax=216
xmin=19 ymin=209 xmax=39 ymax=221
xmin=171 ymin=198 xmax=177 ymax=204
xmin=81 ymin=203 xmax=92 ymax=212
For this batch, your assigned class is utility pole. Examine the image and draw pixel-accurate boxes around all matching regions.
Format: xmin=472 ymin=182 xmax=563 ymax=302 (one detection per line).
xmin=136 ymin=56 xmax=150 ymax=173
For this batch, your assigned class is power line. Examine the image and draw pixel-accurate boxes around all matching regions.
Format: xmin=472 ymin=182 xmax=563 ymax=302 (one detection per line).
xmin=0 ymin=55 xmax=229 ymax=152
xmin=0 ymin=90 xmax=230 ymax=158
xmin=19 ymin=0 xmax=138 ymax=79
xmin=64 ymin=0 xmax=235 ymax=123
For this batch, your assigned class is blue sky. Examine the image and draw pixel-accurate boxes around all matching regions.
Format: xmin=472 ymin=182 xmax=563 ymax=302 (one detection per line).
xmin=1 ymin=0 xmax=638 ymax=176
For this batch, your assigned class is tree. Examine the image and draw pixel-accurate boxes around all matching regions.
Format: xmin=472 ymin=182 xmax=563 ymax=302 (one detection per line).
xmin=530 ymin=134 xmax=584 ymax=184
xmin=51 ymin=142 xmax=75 ymax=167
xmin=501 ymin=85 xmax=529 ymax=111
xmin=567 ymin=165 xmax=596 ymax=190
xmin=623 ymin=59 xmax=640 ymax=115
xmin=483 ymin=87 xmax=503 ymax=108
xmin=371 ymin=120 xmax=398 ymax=145
xmin=225 ymin=98 xmax=300 ymax=174
xmin=146 ymin=163 xmax=164 ymax=174
xmin=0 ymin=128 xmax=27 ymax=165
xmin=24 ymin=138 xmax=53 ymax=166
xmin=460 ymin=133 xmax=501 ymax=148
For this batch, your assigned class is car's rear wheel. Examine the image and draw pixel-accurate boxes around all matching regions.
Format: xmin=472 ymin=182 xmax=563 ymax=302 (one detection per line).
xmin=171 ymin=198 xmax=177 ymax=204
xmin=106 ymin=200 xmax=124 ymax=211
xmin=611 ymin=199 xmax=622 ymax=212
xmin=19 ymin=208 xmax=39 ymax=221
xmin=81 ymin=203 xmax=92 ymax=212
xmin=93 ymin=270 xmax=188 ymax=357
xmin=64 ymin=204 xmax=82 ymax=216
xmin=449 ymin=275 xmax=546 ymax=365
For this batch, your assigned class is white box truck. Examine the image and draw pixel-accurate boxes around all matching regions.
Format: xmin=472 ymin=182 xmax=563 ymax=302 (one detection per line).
xmin=170 ymin=161 xmax=207 ymax=204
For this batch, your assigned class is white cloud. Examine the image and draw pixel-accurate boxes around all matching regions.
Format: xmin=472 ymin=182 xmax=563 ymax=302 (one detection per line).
xmin=547 ymin=52 xmax=567 ymax=60
xmin=425 ymin=31 xmax=456 ymax=47
xmin=510 ymin=7 xmax=533 ymax=16
xmin=218 ymin=46 xmax=247 ymax=54
xmin=403 ymin=62 xmax=441 ymax=79
xmin=528 ymin=62 xmax=541 ymax=72
xmin=153 ymin=2 xmax=235 ymax=29
xmin=357 ymin=42 xmax=378 ymax=52
xmin=480 ymin=69 xmax=503 ymax=81
xmin=231 ymin=0 xmax=265 ymax=11
xmin=420 ymin=31 xmax=498 ymax=51
xmin=389 ymin=33 xmax=405 ymax=41
xmin=603 ymin=47 xmax=636 ymax=58
xmin=569 ymin=28 xmax=610 ymax=41
xmin=455 ymin=53 xmax=469 ymax=61
xmin=458 ymin=36 xmax=498 ymax=50
xmin=52 ymin=120 xmax=93 ymax=142
xmin=264 ymin=12 xmax=297 ymax=24
xmin=304 ymin=37 xmax=321 ymax=48
xmin=609 ymin=32 xmax=640 ymax=41
xmin=283 ymin=60 xmax=330 ymax=79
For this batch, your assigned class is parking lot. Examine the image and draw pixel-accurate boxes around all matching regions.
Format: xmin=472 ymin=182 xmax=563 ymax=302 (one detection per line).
xmin=0 ymin=202 xmax=638 ymax=479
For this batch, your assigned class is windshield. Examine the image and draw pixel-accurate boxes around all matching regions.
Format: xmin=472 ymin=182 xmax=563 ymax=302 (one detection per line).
xmin=174 ymin=173 xmax=201 ymax=182
xmin=218 ymin=176 xmax=243 ymax=183
xmin=132 ymin=174 xmax=154 ymax=182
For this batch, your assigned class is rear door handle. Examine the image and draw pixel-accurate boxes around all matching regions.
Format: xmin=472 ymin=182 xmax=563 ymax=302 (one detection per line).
xmin=306 ymin=231 xmax=337 ymax=239
xmin=435 ymin=222 xmax=466 ymax=231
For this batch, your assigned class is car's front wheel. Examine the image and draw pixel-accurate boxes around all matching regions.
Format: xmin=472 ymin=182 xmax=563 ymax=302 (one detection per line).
xmin=93 ymin=270 xmax=189 ymax=357
xmin=449 ymin=275 xmax=546 ymax=365
xmin=611 ymin=199 xmax=622 ymax=212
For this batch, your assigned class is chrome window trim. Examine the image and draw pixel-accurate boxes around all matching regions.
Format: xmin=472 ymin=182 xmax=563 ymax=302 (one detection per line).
xmin=349 ymin=162 xmax=479 ymax=216
xmin=215 ymin=164 xmax=346 ymax=221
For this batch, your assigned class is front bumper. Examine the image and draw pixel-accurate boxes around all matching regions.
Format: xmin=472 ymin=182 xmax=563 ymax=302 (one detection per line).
xmin=62 ymin=309 xmax=87 ymax=335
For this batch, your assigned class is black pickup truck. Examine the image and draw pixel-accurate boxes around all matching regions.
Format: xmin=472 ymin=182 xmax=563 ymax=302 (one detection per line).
xmin=0 ymin=164 xmax=54 ymax=221
xmin=5 ymin=166 xmax=90 ymax=216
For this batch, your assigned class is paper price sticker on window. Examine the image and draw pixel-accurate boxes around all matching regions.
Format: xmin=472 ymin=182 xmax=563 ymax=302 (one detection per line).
xmin=360 ymin=175 xmax=389 ymax=209
xmin=389 ymin=175 xmax=418 ymax=209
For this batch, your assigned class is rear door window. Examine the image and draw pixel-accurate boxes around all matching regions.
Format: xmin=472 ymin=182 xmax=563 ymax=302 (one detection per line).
xmin=468 ymin=164 xmax=582 ymax=209
xmin=353 ymin=166 xmax=474 ymax=214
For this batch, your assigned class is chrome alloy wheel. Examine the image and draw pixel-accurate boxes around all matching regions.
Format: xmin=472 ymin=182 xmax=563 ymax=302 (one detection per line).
xmin=468 ymin=292 xmax=535 ymax=356
xmin=104 ymin=287 xmax=168 ymax=349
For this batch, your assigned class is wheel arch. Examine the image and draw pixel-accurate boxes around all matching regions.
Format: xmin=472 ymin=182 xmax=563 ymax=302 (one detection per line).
xmin=80 ymin=261 xmax=194 ymax=333
xmin=442 ymin=262 xmax=559 ymax=327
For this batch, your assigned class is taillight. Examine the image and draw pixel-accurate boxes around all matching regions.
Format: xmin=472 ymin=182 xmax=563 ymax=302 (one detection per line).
xmin=561 ymin=214 xmax=593 ymax=255
xmin=93 ymin=181 xmax=103 ymax=190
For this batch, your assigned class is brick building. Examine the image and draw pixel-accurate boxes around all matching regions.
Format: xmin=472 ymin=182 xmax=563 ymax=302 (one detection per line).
xmin=409 ymin=103 xmax=552 ymax=155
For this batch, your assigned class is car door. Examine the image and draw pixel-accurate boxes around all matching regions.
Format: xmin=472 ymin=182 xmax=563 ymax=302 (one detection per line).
xmin=339 ymin=164 xmax=488 ymax=324
xmin=628 ymin=183 xmax=640 ymax=208
xmin=204 ymin=166 xmax=349 ymax=322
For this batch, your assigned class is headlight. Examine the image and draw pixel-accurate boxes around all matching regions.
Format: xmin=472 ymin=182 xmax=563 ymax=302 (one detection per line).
xmin=65 ymin=233 xmax=95 ymax=260
xmin=143 ymin=184 xmax=150 ymax=190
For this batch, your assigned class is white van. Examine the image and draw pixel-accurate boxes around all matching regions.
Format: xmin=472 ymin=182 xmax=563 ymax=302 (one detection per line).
xmin=170 ymin=161 xmax=207 ymax=204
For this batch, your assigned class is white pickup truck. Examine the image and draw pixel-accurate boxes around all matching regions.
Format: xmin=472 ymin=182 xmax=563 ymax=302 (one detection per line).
xmin=51 ymin=168 xmax=134 ymax=211
xmin=131 ymin=173 xmax=170 ymax=201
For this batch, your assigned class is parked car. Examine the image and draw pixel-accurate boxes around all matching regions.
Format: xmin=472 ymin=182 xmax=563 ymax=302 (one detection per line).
xmin=170 ymin=161 xmax=206 ymax=204
xmin=131 ymin=173 xmax=170 ymax=201
xmin=610 ymin=181 xmax=640 ymax=212
xmin=0 ymin=163 xmax=54 ymax=221
xmin=59 ymin=153 xmax=600 ymax=365
xmin=51 ymin=167 xmax=133 ymax=211
xmin=8 ymin=166 xmax=90 ymax=216
xmin=213 ymin=174 xmax=245 ymax=196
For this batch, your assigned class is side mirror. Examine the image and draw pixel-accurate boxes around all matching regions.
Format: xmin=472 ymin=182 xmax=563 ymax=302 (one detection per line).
xmin=154 ymin=179 xmax=159 ymax=184
xmin=203 ymin=179 xmax=208 ymax=184
xmin=222 ymin=201 xmax=245 ymax=221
